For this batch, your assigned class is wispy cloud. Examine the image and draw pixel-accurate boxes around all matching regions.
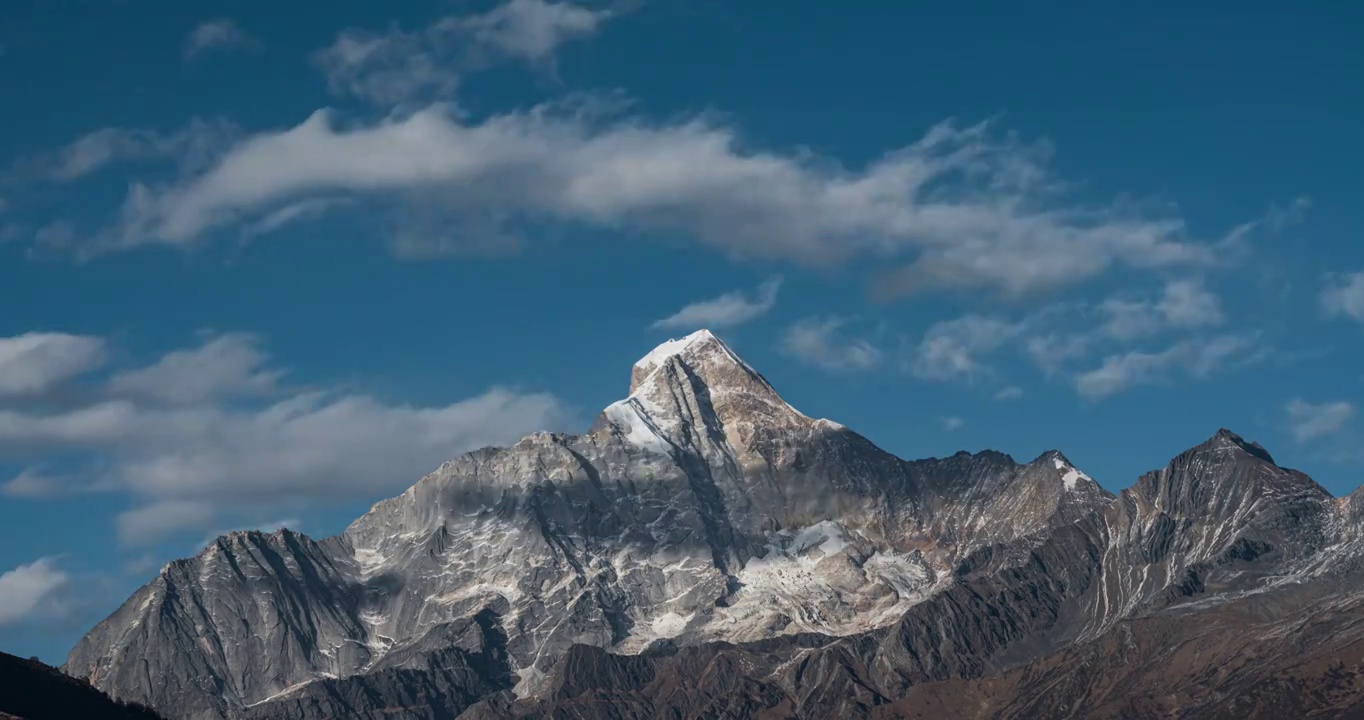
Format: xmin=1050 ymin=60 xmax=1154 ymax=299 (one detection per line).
xmin=1021 ymin=279 xmax=1224 ymax=377
xmin=940 ymin=416 xmax=964 ymax=431
xmin=1322 ymin=271 xmax=1364 ymax=325
xmin=0 ymin=557 xmax=69 ymax=625
xmin=64 ymin=102 xmax=1245 ymax=301
xmin=0 ymin=330 xmax=572 ymax=545
xmin=1099 ymin=278 xmax=1224 ymax=341
xmin=313 ymin=0 xmax=611 ymax=106
xmin=184 ymin=19 xmax=257 ymax=60
xmin=1285 ymin=398 xmax=1357 ymax=444
xmin=1025 ymin=332 xmax=1092 ymax=377
xmin=16 ymin=120 xmax=237 ymax=182
xmin=1073 ymin=335 xmax=1257 ymax=400
xmin=457 ymin=0 xmax=611 ymax=64
xmin=781 ymin=316 xmax=884 ymax=371
xmin=1 ymin=468 xmax=77 ymax=499
xmin=0 ymin=332 xmax=106 ymax=397
xmin=909 ymin=314 xmax=1029 ymax=382
xmin=243 ymin=197 xmax=351 ymax=239
xmin=993 ymin=386 xmax=1023 ymax=401
xmin=904 ymin=280 xmax=1261 ymax=401
xmin=117 ymin=500 xmax=216 ymax=546
xmin=108 ymin=332 xmax=281 ymax=405
xmin=651 ymin=276 xmax=782 ymax=330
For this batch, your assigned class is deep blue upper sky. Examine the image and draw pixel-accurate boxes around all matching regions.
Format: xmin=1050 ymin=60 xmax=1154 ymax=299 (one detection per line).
xmin=1 ymin=0 xmax=1361 ymax=662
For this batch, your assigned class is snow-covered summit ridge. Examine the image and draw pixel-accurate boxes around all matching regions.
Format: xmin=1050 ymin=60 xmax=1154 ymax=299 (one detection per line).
xmin=633 ymin=329 xmax=722 ymax=377
xmin=627 ymin=329 xmax=777 ymax=398
xmin=609 ymin=330 xmax=815 ymax=446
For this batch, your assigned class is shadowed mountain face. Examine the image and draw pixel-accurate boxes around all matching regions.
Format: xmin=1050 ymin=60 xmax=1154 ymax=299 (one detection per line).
xmin=0 ymin=651 xmax=165 ymax=720
xmin=61 ymin=331 xmax=1364 ymax=719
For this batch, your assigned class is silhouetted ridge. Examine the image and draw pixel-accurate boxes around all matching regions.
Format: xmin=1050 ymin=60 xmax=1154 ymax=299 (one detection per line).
xmin=0 ymin=651 xmax=166 ymax=720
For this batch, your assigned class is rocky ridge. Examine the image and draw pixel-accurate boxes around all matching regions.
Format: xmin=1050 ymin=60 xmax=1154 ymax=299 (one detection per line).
xmin=63 ymin=330 xmax=1364 ymax=719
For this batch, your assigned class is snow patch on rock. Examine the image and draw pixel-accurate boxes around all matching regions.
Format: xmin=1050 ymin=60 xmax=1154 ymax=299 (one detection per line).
xmin=1053 ymin=456 xmax=1093 ymax=492
xmin=601 ymin=398 xmax=674 ymax=456
xmin=649 ymin=612 xmax=691 ymax=639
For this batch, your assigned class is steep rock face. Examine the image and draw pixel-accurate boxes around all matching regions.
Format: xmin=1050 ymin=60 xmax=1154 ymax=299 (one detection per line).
xmin=1080 ymin=429 xmax=1336 ymax=640
xmin=241 ymin=610 xmax=514 ymax=720
xmin=66 ymin=331 xmax=1111 ymax=719
xmin=331 ymin=330 xmax=1113 ymax=698
xmin=488 ymin=428 xmax=1364 ymax=719
xmin=64 ymin=329 xmax=1363 ymax=719
xmin=66 ymin=530 xmax=363 ymax=720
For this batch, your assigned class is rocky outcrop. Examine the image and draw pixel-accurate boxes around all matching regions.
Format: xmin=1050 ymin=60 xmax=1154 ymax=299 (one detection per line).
xmin=62 ymin=330 xmax=1364 ymax=719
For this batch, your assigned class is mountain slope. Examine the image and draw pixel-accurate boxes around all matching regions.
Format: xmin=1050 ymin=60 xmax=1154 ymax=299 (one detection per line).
xmin=64 ymin=330 xmax=1364 ymax=719
xmin=462 ymin=435 xmax=1364 ymax=719
xmin=0 ymin=651 xmax=165 ymax=720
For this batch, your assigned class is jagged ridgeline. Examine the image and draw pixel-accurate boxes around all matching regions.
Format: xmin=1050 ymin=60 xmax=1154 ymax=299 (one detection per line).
xmin=60 ymin=331 xmax=1364 ymax=719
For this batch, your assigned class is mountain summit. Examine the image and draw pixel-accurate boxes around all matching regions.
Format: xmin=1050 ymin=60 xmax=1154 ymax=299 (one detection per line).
xmin=625 ymin=329 xmax=763 ymax=394
xmin=62 ymin=332 xmax=1364 ymax=720
xmin=598 ymin=328 xmax=814 ymax=464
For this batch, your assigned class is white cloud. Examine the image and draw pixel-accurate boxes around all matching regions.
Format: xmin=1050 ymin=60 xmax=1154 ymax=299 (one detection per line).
xmin=96 ymin=106 xmax=1227 ymax=298
xmin=1024 ymin=332 xmax=1092 ymax=377
xmin=30 ymin=120 xmax=238 ymax=182
xmin=940 ymin=416 xmax=964 ymax=431
xmin=905 ymin=288 xmax=1248 ymax=397
xmin=185 ymin=19 xmax=256 ymax=59
xmin=993 ymin=386 xmax=1023 ymax=401
xmin=313 ymin=0 xmax=610 ymax=106
xmin=1159 ymin=278 xmax=1224 ymax=328
xmin=0 ymin=332 xmax=106 ymax=397
xmin=1322 ymin=271 xmax=1364 ymax=325
xmin=1007 ymin=279 xmax=1225 ymax=379
xmin=1099 ymin=278 xmax=1223 ymax=340
xmin=1073 ymin=335 xmax=1255 ymax=400
xmin=910 ymin=315 xmax=1025 ymax=381
xmin=0 ymin=390 xmax=570 ymax=504
xmin=1 ymin=468 xmax=72 ymax=499
xmin=32 ymin=220 xmax=77 ymax=250
xmin=1221 ymin=196 xmax=1311 ymax=245
xmin=1285 ymin=398 xmax=1357 ymax=444
xmin=651 ymin=276 xmax=782 ymax=330
xmin=781 ymin=316 xmax=884 ymax=371
xmin=313 ymin=27 xmax=462 ymax=107
xmin=108 ymin=333 xmax=280 ymax=405
xmin=456 ymin=0 xmax=609 ymax=63
xmin=117 ymin=501 xmax=216 ymax=546
xmin=0 ymin=557 xmax=69 ymax=625
xmin=244 ymin=197 xmax=351 ymax=238
xmin=0 ymin=333 xmax=573 ymax=544
xmin=47 ymin=128 xmax=154 ymax=180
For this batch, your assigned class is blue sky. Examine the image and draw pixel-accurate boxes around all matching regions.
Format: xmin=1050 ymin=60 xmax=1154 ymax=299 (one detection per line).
xmin=1 ymin=0 xmax=1362 ymax=662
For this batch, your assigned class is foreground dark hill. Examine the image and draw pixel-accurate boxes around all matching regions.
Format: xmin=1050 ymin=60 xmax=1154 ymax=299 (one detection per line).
xmin=61 ymin=331 xmax=1364 ymax=719
xmin=0 ymin=651 xmax=165 ymax=720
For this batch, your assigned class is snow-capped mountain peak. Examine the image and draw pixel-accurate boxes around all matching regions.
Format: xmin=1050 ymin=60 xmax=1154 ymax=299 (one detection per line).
xmin=64 ymin=331 xmax=1364 ymax=720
